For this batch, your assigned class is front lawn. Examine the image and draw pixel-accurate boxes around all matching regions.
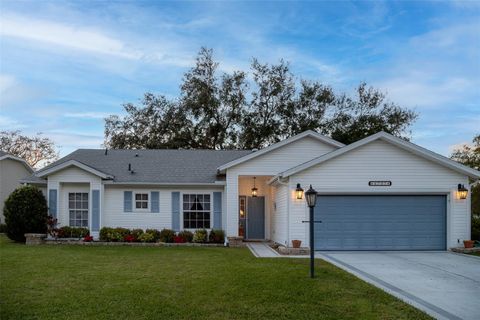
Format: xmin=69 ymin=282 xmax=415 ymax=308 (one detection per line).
xmin=0 ymin=236 xmax=430 ymax=320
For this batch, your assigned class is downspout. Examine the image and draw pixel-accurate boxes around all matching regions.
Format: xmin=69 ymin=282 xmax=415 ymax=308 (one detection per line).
xmin=277 ymin=177 xmax=290 ymax=247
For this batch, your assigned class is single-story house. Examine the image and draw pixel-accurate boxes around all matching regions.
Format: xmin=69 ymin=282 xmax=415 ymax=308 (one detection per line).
xmin=22 ymin=130 xmax=480 ymax=250
xmin=0 ymin=151 xmax=35 ymax=223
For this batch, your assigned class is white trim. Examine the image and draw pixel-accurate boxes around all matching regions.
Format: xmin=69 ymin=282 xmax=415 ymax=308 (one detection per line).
xmin=217 ymin=130 xmax=344 ymax=172
xmin=103 ymin=181 xmax=226 ymax=186
xmin=279 ymin=132 xmax=480 ymax=179
xmin=133 ymin=192 xmax=150 ymax=212
xmin=0 ymin=154 xmax=34 ymax=173
xmin=180 ymin=191 xmax=214 ymax=231
xmin=36 ymin=160 xmax=113 ymax=179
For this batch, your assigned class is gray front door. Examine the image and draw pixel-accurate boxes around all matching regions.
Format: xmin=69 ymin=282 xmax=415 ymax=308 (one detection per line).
xmin=314 ymin=195 xmax=446 ymax=250
xmin=246 ymin=196 xmax=265 ymax=240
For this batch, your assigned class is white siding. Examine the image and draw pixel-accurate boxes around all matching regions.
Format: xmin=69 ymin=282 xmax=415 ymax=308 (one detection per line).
xmin=102 ymin=185 xmax=224 ymax=230
xmin=271 ymin=184 xmax=288 ymax=245
xmin=225 ymin=136 xmax=337 ymax=236
xmin=289 ymin=139 xmax=471 ymax=248
xmin=0 ymin=159 xmax=33 ymax=223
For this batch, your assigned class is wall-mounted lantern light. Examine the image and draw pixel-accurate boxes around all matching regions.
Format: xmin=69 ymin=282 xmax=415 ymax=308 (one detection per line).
xmin=251 ymin=177 xmax=258 ymax=197
xmin=295 ymin=183 xmax=304 ymax=200
xmin=457 ymin=184 xmax=468 ymax=200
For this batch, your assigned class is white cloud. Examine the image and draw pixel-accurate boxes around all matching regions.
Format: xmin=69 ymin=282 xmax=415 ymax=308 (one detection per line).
xmin=0 ymin=14 xmax=141 ymax=59
xmin=0 ymin=115 xmax=26 ymax=129
xmin=64 ymin=112 xmax=111 ymax=119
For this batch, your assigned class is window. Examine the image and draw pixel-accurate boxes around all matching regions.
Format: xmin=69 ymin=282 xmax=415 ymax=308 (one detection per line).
xmin=183 ymin=194 xmax=210 ymax=229
xmin=69 ymin=192 xmax=88 ymax=227
xmin=135 ymin=193 xmax=149 ymax=209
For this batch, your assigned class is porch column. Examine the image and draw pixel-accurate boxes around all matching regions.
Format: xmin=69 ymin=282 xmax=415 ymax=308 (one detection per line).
xmin=225 ymin=173 xmax=239 ymax=237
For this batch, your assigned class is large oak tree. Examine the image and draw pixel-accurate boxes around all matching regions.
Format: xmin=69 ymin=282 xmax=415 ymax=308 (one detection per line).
xmin=104 ymin=48 xmax=417 ymax=150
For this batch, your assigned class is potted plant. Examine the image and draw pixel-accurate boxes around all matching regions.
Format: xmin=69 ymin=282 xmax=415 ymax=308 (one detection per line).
xmin=463 ymin=240 xmax=475 ymax=248
xmin=292 ymin=239 xmax=302 ymax=248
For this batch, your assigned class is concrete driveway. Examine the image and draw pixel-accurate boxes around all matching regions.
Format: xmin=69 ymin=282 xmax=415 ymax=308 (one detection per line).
xmin=317 ymin=251 xmax=480 ymax=320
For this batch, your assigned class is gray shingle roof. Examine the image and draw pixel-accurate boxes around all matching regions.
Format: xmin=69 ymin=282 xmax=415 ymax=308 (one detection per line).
xmin=0 ymin=150 xmax=7 ymax=157
xmin=35 ymin=149 xmax=253 ymax=184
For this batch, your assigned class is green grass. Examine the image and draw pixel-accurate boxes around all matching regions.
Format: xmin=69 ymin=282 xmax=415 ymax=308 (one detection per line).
xmin=0 ymin=236 xmax=431 ymax=320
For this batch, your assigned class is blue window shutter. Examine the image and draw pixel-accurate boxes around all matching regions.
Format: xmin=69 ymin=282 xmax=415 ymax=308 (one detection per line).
xmin=124 ymin=191 xmax=132 ymax=212
xmin=48 ymin=189 xmax=57 ymax=218
xmin=92 ymin=190 xmax=100 ymax=231
xmin=172 ymin=192 xmax=180 ymax=231
xmin=213 ymin=192 xmax=222 ymax=229
xmin=151 ymin=191 xmax=159 ymax=213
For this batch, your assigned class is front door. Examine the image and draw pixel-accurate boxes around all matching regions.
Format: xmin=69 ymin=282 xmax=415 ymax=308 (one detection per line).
xmin=246 ymin=196 xmax=265 ymax=240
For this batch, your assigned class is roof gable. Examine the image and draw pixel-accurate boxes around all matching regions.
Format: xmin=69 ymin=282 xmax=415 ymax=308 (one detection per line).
xmin=278 ymin=132 xmax=480 ymax=179
xmin=36 ymin=160 xmax=114 ymax=179
xmin=0 ymin=152 xmax=34 ymax=173
xmin=217 ymin=130 xmax=344 ymax=172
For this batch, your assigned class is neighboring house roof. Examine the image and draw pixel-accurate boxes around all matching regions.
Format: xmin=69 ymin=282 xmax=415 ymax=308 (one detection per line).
xmin=33 ymin=149 xmax=253 ymax=184
xmin=275 ymin=131 xmax=480 ymax=180
xmin=217 ymin=130 xmax=345 ymax=172
xmin=0 ymin=151 xmax=34 ymax=173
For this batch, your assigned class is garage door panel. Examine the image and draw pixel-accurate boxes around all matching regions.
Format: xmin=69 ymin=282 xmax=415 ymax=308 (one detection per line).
xmin=314 ymin=195 xmax=446 ymax=251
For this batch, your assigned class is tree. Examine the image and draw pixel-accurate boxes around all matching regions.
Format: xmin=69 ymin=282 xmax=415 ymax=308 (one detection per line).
xmin=327 ymin=83 xmax=418 ymax=145
xmin=3 ymin=186 xmax=48 ymax=242
xmin=104 ymin=94 xmax=193 ymax=149
xmin=451 ymin=134 xmax=480 ymax=240
xmin=0 ymin=131 xmax=59 ymax=168
xmin=104 ymin=48 xmax=418 ymax=150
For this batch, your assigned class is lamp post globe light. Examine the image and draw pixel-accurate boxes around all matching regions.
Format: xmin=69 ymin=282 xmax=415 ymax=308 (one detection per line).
xmin=304 ymin=185 xmax=318 ymax=278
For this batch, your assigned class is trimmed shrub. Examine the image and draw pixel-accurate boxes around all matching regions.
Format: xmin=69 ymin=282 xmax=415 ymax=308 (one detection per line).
xmin=83 ymin=235 xmax=94 ymax=242
xmin=99 ymin=227 xmax=113 ymax=241
xmin=138 ymin=232 xmax=155 ymax=243
xmin=193 ymin=229 xmax=208 ymax=243
xmin=159 ymin=228 xmax=175 ymax=243
xmin=131 ymin=229 xmax=144 ymax=241
xmin=209 ymin=229 xmax=225 ymax=244
xmin=174 ymin=235 xmax=185 ymax=243
xmin=99 ymin=227 xmax=121 ymax=242
xmin=57 ymin=226 xmax=89 ymax=238
xmin=124 ymin=234 xmax=135 ymax=242
xmin=177 ymin=230 xmax=193 ymax=243
xmin=114 ymin=227 xmax=131 ymax=238
xmin=145 ymin=229 xmax=161 ymax=242
xmin=3 ymin=186 xmax=48 ymax=242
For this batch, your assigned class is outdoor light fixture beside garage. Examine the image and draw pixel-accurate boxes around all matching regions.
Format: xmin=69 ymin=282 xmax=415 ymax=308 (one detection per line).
xmin=295 ymin=183 xmax=304 ymax=199
xmin=457 ymin=184 xmax=468 ymax=200
xmin=251 ymin=177 xmax=258 ymax=197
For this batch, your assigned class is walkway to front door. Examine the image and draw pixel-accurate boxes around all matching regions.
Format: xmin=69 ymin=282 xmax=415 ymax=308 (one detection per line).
xmin=246 ymin=243 xmax=279 ymax=258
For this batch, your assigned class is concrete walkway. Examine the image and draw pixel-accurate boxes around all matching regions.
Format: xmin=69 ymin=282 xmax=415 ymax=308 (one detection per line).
xmin=246 ymin=242 xmax=280 ymax=258
xmin=318 ymin=251 xmax=480 ymax=320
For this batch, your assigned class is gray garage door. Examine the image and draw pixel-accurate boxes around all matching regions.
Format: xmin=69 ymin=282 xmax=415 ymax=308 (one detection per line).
xmin=314 ymin=195 xmax=446 ymax=251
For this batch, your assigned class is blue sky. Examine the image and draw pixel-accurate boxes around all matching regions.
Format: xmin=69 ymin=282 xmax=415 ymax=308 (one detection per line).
xmin=0 ymin=0 xmax=479 ymax=157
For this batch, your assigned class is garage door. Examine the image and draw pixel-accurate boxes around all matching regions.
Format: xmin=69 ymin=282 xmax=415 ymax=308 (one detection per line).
xmin=314 ymin=195 xmax=446 ymax=251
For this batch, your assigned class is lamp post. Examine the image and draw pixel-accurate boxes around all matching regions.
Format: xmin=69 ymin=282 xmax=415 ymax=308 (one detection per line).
xmin=304 ymin=185 xmax=318 ymax=278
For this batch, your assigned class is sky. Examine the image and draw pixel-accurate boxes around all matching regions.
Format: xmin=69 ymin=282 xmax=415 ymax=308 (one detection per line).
xmin=0 ymin=0 xmax=479 ymax=158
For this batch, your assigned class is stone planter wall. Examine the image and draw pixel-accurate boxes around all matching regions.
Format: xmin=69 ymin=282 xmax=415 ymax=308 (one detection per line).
xmin=25 ymin=233 xmax=47 ymax=245
xmin=277 ymin=245 xmax=309 ymax=255
xmin=450 ymin=247 xmax=480 ymax=254
xmin=44 ymin=238 xmax=225 ymax=247
xmin=227 ymin=236 xmax=245 ymax=248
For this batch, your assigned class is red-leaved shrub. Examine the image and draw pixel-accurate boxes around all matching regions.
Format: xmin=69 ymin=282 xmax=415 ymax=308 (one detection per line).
xmin=124 ymin=234 xmax=135 ymax=242
xmin=83 ymin=235 xmax=94 ymax=242
xmin=174 ymin=235 xmax=185 ymax=243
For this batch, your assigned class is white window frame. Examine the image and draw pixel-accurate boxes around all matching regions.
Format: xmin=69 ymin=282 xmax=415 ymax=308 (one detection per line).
xmin=68 ymin=192 xmax=89 ymax=227
xmin=134 ymin=192 xmax=150 ymax=211
xmin=181 ymin=192 xmax=212 ymax=230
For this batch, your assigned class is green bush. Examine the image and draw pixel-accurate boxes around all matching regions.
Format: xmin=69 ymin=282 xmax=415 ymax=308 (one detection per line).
xmin=193 ymin=229 xmax=208 ymax=243
xmin=99 ymin=227 xmax=113 ymax=241
xmin=3 ymin=186 xmax=48 ymax=242
xmin=99 ymin=227 xmax=122 ymax=242
xmin=145 ymin=229 xmax=161 ymax=242
xmin=159 ymin=228 xmax=175 ymax=243
xmin=131 ymin=229 xmax=144 ymax=241
xmin=114 ymin=227 xmax=131 ymax=238
xmin=138 ymin=232 xmax=155 ymax=243
xmin=472 ymin=215 xmax=480 ymax=241
xmin=0 ymin=223 xmax=7 ymax=233
xmin=178 ymin=230 xmax=193 ymax=243
xmin=208 ymin=229 xmax=225 ymax=243
xmin=57 ymin=226 xmax=89 ymax=238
